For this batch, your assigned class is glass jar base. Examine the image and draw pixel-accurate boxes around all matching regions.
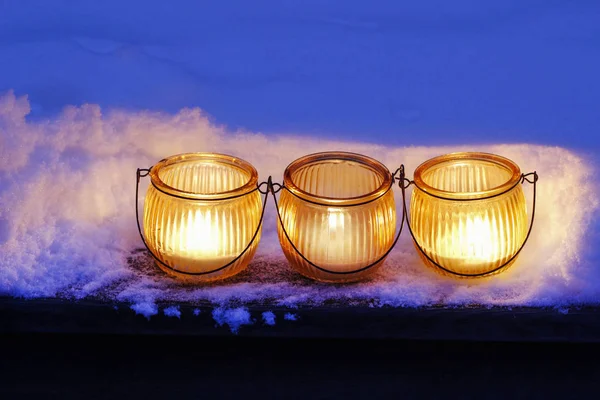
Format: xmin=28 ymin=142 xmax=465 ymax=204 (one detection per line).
xmin=287 ymin=260 xmax=386 ymax=283
xmin=417 ymin=250 xmax=519 ymax=279
xmin=155 ymin=261 xmax=249 ymax=283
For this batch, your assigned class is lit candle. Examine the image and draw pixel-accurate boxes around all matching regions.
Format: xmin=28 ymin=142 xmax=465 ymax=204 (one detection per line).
xmin=165 ymin=209 xmax=236 ymax=272
xmin=277 ymin=151 xmax=397 ymax=282
xmin=140 ymin=152 xmax=263 ymax=281
xmin=325 ymin=209 xmax=345 ymax=263
xmin=435 ymin=215 xmax=498 ymax=271
xmin=410 ymin=152 xmax=529 ymax=277
xmin=182 ymin=209 xmax=220 ymax=258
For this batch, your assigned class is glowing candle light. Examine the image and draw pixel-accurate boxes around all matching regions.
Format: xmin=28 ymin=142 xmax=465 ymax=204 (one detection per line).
xmin=140 ymin=153 xmax=263 ymax=282
xmin=277 ymin=152 xmax=396 ymax=282
xmin=409 ymin=152 xmax=529 ymax=277
xmin=433 ymin=214 xmax=499 ymax=270
xmin=182 ymin=209 xmax=218 ymax=257
xmin=162 ymin=209 xmax=234 ymax=272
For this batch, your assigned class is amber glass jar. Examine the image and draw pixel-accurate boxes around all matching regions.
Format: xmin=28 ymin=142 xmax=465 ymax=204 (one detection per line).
xmin=143 ymin=153 xmax=262 ymax=282
xmin=277 ymin=152 xmax=396 ymax=283
xmin=410 ymin=152 xmax=528 ymax=277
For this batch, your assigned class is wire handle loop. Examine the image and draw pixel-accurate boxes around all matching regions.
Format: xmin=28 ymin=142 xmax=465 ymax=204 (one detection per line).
xmin=268 ymin=170 xmax=405 ymax=275
xmin=135 ymin=167 xmax=268 ymax=276
xmin=400 ymin=165 xmax=538 ymax=277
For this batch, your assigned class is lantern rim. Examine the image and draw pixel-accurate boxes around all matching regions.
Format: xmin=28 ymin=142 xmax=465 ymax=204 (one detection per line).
xmin=283 ymin=151 xmax=392 ymax=206
xmin=413 ymin=152 xmax=522 ymax=200
xmin=149 ymin=152 xmax=258 ymax=200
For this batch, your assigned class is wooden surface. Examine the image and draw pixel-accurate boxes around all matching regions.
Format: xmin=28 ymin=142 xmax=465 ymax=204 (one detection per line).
xmin=3 ymin=333 xmax=600 ymax=399
xmin=2 ymin=297 xmax=600 ymax=398
xmin=1 ymin=297 xmax=599 ymax=343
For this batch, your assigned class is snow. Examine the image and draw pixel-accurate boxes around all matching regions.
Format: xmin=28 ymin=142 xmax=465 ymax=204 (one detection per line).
xmin=1 ymin=1 xmax=600 ymax=317
xmin=284 ymin=313 xmax=299 ymax=322
xmin=262 ymin=311 xmax=276 ymax=326
xmin=130 ymin=302 xmax=158 ymax=320
xmin=163 ymin=306 xmax=181 ymax=318
xmin=212 ymin=307 xmax=253 ymax=333
xmin=0 ymin=90 xmax=598 ymax=314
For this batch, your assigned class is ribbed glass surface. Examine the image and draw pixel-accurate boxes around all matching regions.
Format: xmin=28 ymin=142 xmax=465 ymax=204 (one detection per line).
xmin=143 ymin=154 xmax=262 ymax=282
xmin=410 ymin=155 xmax=528 ymax=277
xmin=277 ymin=154 xmax=396 ymax=282
xmin=290 ymin=161 xmax=384 ymax=198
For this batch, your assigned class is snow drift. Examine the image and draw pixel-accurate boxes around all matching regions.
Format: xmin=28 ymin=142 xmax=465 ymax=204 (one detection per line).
xmin=0 ymin=90 xmax=599 ymax=317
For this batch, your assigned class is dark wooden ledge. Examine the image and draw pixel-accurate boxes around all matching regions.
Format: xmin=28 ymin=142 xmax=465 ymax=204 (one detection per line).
xmin=1 ymin=297 xmax=599 ymax=343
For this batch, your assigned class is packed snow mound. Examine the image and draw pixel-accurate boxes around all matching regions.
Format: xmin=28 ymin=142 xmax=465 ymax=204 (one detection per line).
xmin=0 ymin=91 xmax=599 ymax=317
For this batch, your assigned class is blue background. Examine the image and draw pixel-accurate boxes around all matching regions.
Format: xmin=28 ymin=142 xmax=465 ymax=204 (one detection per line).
xmin=1 ymin=0 xmax=598 ymax=149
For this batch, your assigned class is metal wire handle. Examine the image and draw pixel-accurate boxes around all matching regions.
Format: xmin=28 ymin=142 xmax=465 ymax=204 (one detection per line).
xmin=267 ymin=170 xmax=406 ymax=276
xmin=398 ymin=164 xmax=539 ymax=277
xmin=135 ymin=167 xmax=268 ymax=276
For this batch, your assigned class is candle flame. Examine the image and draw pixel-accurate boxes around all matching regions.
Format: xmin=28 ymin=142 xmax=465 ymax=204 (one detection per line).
xmin=182 ymin=209 xmax=220 ymax=257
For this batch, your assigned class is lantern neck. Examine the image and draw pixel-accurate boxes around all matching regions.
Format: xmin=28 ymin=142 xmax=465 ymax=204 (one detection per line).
xmin=149 ymin=153 xmax=259 ymax=201
xmin=282 ymin=151 xmax=393 ymax=207
xmin=412 ymin=152 xmax=522 ymax=201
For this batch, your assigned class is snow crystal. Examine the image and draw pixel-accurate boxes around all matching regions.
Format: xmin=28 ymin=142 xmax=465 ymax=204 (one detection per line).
xmin=193 ymin=308 xmax=201 ymax=316
xmin=163 ymin=306 xmax=181 ymax=318
xmin=262 ymin=311 xmax=276 ymax=326
xmin=283 ymin=313 xmax=298 ymax=321
xmin=0 ymin=91 xmax=599 ymax=315
xmin=130 ymin=302 xmax=158 ymax=319
xmin=212 ymin=307 xmax=253 ymax=333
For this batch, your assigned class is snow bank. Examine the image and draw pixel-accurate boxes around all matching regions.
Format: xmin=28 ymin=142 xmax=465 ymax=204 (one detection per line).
xmin=1 ymin=91 xmax=599 ymax=316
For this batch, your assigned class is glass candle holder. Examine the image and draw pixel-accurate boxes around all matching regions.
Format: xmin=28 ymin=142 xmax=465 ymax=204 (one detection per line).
xmin=141 ymin=153 xmax=262 ymax=282
xmin=277 ymin=152 xmax=396 ymax=283
xmin=409 ymin=152 xmax=528 ymax=277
